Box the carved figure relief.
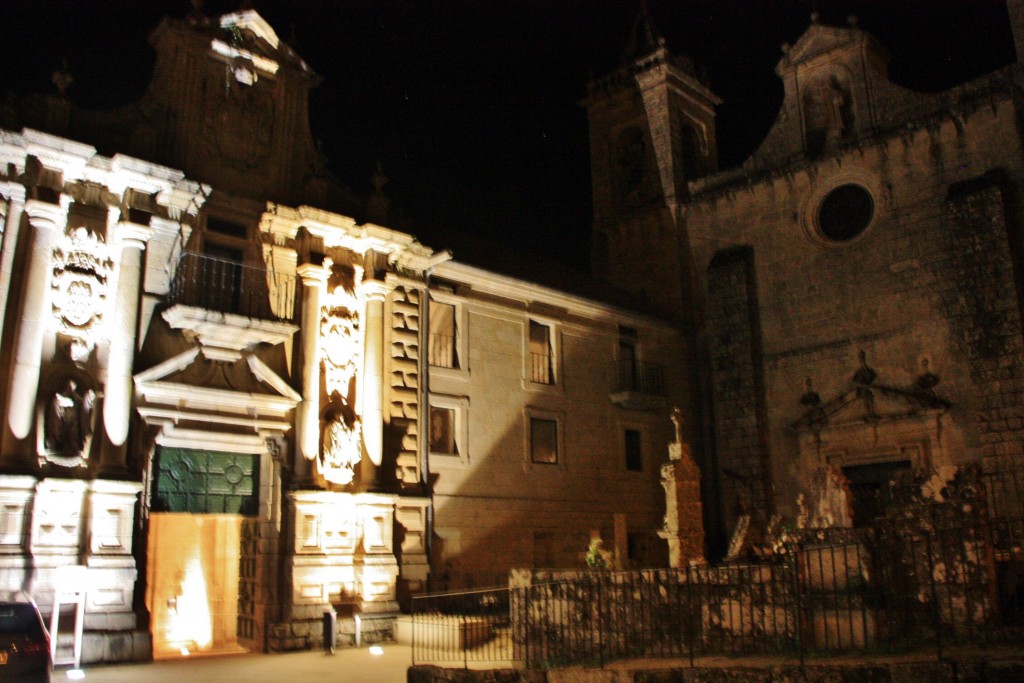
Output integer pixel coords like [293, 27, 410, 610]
[51, 226, 112, 361]
[42, 377, 95, 465]
[321, 413, 362, 486]
[318, 262, 366, 485]
[321, 308, 360, 403]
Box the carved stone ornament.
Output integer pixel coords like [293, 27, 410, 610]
[320, 274, 364, 405]
[321, 415, 362, 486]
[51, 226, 112, 360]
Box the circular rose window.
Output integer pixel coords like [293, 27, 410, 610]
[817, 184, 874, 242]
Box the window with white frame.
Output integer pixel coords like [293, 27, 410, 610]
[428, 394, 469, 467]
[528, 320, 554, 385]
[530, 416, 559, 464]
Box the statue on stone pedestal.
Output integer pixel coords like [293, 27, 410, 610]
[659, 406, 705, 567]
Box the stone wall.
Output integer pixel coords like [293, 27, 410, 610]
[943, 173, 1024, 471]
[705, 247, 770, 532]
[427, 282, 687, 584]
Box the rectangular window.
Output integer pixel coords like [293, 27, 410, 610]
[528, 320, 553, 384]
[530, 417, 558, 464]
[429, 300, 458, 368]
[618, 326, 638, 391]
[429, 406, 456, 456]
[624, 429, 643, 471]
[206, 216, 249, 240]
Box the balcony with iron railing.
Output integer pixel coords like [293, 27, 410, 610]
[610, 359, 666, 410]
[167, 251, 297, 324]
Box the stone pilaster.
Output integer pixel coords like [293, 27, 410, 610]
[359, 280, 391, 489]
[0, 184, 27, 349]
[99, 222, 152, 477]
[295, 262, 328, 487]
[2, 197, 68, 466]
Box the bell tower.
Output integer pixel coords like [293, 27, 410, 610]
[584, 4, 720, 316]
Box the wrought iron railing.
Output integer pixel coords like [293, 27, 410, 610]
[412, 517, 1024, 669]
[529, 352, 552, 384]
[411, 587, 514, 667]
[613, 359, 666, 395]
[167, 251, 297, 323]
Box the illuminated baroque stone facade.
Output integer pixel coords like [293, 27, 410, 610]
[0, 8, 687, 660]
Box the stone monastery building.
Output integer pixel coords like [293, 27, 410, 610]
[1, 0, 1023, 663]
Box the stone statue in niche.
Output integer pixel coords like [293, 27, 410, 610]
[44, 378, 95, 460]
[822, 76, 852, 139]
[802, 74, 853, 152]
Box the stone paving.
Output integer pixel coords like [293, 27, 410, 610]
[57, 644, 413, 683]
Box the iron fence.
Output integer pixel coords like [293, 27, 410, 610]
[410, 587, 514, 667]
[167, 251, 297, 323]
[612, 359, 666, 395]
[411, 518, 1024, 668]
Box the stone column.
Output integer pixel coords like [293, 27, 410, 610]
[0, 185, 27, 348]
[359, 280, 389, 490]
[2, 197, 68, 466]
[99, 222, 152, 477]
[295, 262, 328, 486]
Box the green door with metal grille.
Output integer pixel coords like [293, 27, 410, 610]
[153, 448, 259, 515]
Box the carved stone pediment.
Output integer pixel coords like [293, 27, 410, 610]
[134, 347, 300, 449]
[792, 383, 950, 433]
[792, 356, 953, 479]
[780, 23, 865, 69]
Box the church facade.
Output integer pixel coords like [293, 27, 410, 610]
[0, 8, 687, 660]
[587, 3, 1024, 552]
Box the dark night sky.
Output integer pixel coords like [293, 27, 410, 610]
[0, 1, 1016, 272]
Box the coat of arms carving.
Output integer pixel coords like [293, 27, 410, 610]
[51, 226, 112, 360]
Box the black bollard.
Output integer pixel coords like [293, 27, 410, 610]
[322, 608, 337, 655]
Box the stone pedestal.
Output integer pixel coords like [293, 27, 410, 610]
[394, 499, 430, 601]
[276, 490, 400, 651]
[659, 441, 706, 567]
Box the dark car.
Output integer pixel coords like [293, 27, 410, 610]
[0, 597, 51, 682]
